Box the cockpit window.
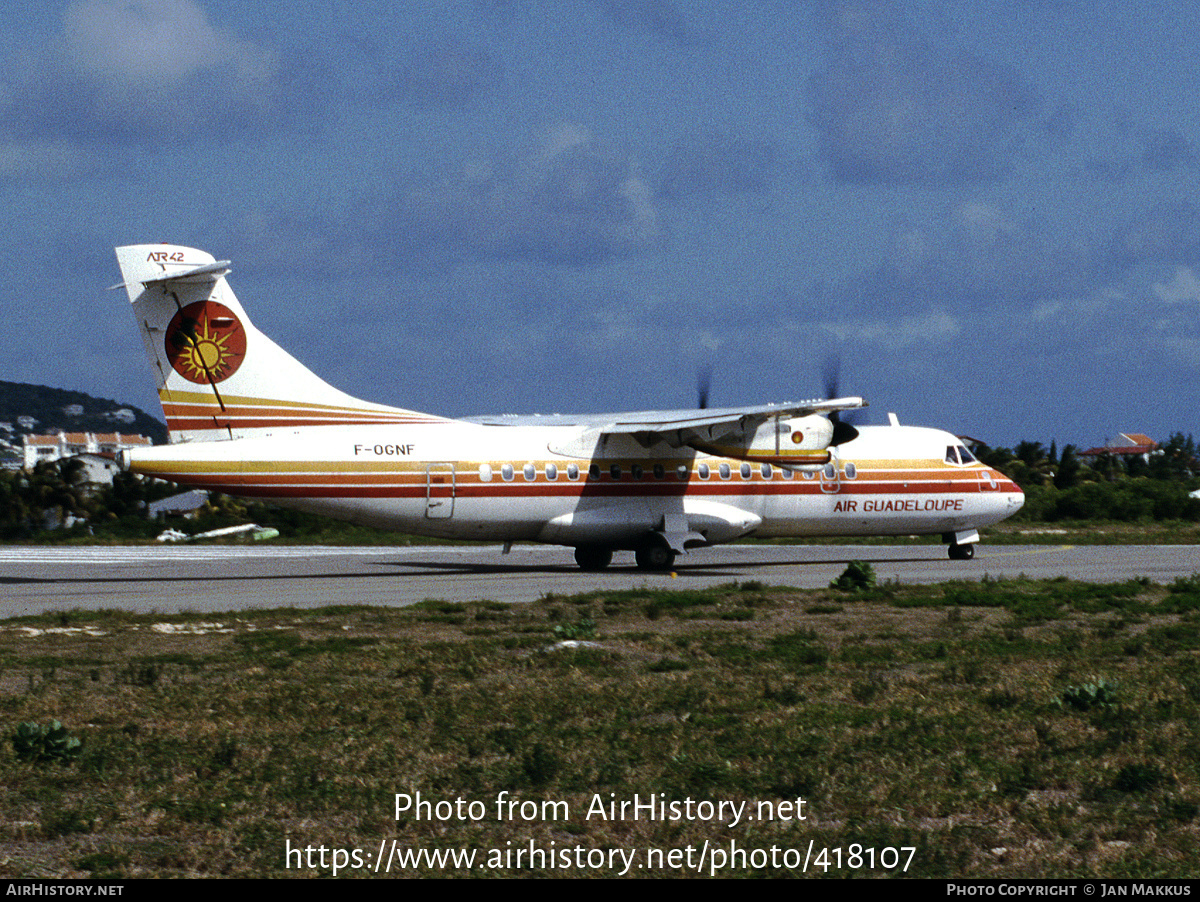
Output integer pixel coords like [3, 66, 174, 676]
[946, 445, 977, 466]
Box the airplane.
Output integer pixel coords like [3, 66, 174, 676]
[112, 243, 1024, 570]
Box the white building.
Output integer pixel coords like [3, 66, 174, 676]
[23, 431, 153, 473]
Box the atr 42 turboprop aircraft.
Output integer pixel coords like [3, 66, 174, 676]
[113, 244, 1023, 570]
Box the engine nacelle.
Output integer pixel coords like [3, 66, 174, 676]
[687, 413, 833, 466]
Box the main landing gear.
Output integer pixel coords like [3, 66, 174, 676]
[574, 546, 613, 571]
[634, 538, 677, 572]
[572, 539, 678, 572]
[948, 543, 975, 561]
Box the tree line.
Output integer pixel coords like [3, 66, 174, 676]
[974, 433, 1200, 522]
[0, 460, 382, 543]
[0, 459, 177, 540]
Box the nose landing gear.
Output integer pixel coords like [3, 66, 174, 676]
[944, 529, 979, 561]
[948, 543, 975, 560]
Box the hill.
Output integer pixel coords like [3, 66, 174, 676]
[0, 379, 166, 445]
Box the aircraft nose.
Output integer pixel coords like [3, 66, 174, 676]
[998, 470, 1024, 512]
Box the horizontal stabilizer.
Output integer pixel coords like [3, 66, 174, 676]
[141, 260, 232, 285]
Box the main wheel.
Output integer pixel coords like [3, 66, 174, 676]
[948, 543, 975, 561]
[634, 541, 677, 571]
[574, 546, 613, 571]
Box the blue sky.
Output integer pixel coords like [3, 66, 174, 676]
[3, 0, 1199, 448]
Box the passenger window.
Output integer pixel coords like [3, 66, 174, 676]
[676, 465, 688, 480]
[523, 463, 536, 482]
[610, 464, 622, 480]
[501, 464, 514, 482]
[844, 462, 857, 479]
[631, 465, 643, 480]
[653, 464, 665, 479]
[782, 468, 795, 480]
[719, 463, 731, 480]
[823, 462, 837, 480]
[545, 463, 558, 481]
[567, 464, 580, 481]
[589, 464, 600, 480]
[698, 463, 710, 479]
[740, 462, 751, 479]
[761, 463, 773, 479]
[479, 464, 493, 482]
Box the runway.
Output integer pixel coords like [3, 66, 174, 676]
[1, 543, 1198, 616]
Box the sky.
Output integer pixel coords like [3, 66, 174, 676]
[3, 0, 1199, 449]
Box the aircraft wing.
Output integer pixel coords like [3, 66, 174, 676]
[469, 396, 865, 449]
[594, 397, 864, 437]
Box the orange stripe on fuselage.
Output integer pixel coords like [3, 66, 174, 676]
[132, 456, 1013, 500]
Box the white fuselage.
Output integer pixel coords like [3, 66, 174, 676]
[128, 419, 1025, 550]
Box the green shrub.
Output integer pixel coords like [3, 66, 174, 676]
[553, 617, 597, 641]
[1113, 763, 1169, 793]
[830, 560, 877, 592]
[12, 720, 82, 764]
[1059, 679, 1118, 712]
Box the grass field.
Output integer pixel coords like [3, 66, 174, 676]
[3, 572, 1200, 878]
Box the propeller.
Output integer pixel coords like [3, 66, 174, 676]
[823, 355, 861, 446]
[696, 364, 712, 410]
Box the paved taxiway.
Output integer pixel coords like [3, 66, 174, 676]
[1, 543, 1198, 616]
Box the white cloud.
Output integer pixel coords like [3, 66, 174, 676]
[382, 123, 663, 268]
[9, 0, 280, 142]
[806, 7, 1038, 186]
[957, 202, 1014, 239]
[1152, 267, 1200, 304]
[819, 312, 961, 347]
[63, 0, 269, 88]
[0, 141, 90, 179]
[539, 123, 594, 162]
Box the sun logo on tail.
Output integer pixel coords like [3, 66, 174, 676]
[165, 301, 247, 384]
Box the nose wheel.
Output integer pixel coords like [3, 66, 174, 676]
[948, 543, 975, 561]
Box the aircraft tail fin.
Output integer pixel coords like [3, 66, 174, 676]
[115, 244, 442, 442]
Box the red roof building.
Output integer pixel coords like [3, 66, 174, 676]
[22, 431, 154, 469]
[1080, 433, 1157, 459]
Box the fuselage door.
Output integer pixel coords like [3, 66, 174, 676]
[426, 463, 456, 518]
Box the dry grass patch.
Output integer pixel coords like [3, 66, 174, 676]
[1, 578, 1199, 877]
